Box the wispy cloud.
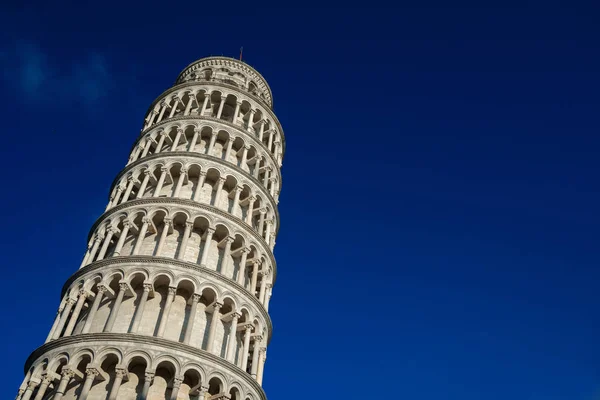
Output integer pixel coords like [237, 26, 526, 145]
[2, 41, 113, 109]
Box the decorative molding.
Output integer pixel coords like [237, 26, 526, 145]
[176, 57, 273, 106]
[139, 81, 285, 155]
[109, 151, 280, 226]
[24, 333, 267, 400]
[135, 115, 283, 175]
[62, 256, 273, 338]
[87, 198, 277, 280]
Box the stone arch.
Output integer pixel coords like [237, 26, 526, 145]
[148, 358, 179, 400]
[207, 373, 227, 396]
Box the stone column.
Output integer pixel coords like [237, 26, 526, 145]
[247, 109, 256, 132]
[32, 376, 52, 400]
[168, 97, 180, 118]
[172, 128, 183, 151]
[192, 171, 207, 202]
[78, 367, 100, 400]
[206, 302, 222, 353]
[157, 101, 168, 122]
[82, 285, 107, 334]
[52, 368, 75, 400]
[20, 380, 38, 400]
[219, 236, 234, 274]
[130, 283, 152, 333]
[136, 170, 151, 199]
[141, 139, 153, 158]
[140, 372, 154, 400]
[83, 235, 102, 266]
[251, 336, 263, 378]
[108, 186, 123, 209]
[233, 101, 241, 124]
[108, 367, 127, 400]
[96, 228, 116, 261]
[155, 130, 167, 154]
[155, 218, 172, 257]
[189, 128, 200, 151]
[79, 238, 95, 269]
[104, 282, 128, 332]
[52, 297, 75, 339]
[258, 120, 265, 140]
[253, 159, 261, 179]
[157, 287, 177, 337]
[258, 209, 266, 234]
[216, 97, 226, 119]
[258, 271, 268, 304]
[199, 227, 215, 267]
[250, 261, 260, 297]
[213, 177, 226, 207]
[197, 385, 209, 400]
[173, 168, 187, 197]
[177, 221, 193, 261]
[267, 131, 274, 151]
[132, 217, 150, 255]
[121, 176, 136, 204]
[237, 248, 249, 286]
[184, 92, 195, 115]
[183, 294, 200, 344]
[224, 137, 235, 162]
[246, 196, 256, 226]
[200, 94, 210, 116]
[63, 289, 88, 336]
[231, 186, 242, 215]
[240, 325, 252, 371]
[240, 145, 249, 169]
[112, 221, 131, 256]
[169, 376, 183, 400]
[265, 220, 273, 243]
[153, 166, 168, 196]
[265, 284, 272, 311]
[146, 110, 157, 127]
[256, 347, 267, 385]
[226, 313, 240, 362]
[262, 167, 270, 186]
[45, 307, 63, 343]
[207, 132, 217, 156]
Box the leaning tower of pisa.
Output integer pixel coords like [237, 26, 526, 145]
[16, 56, 284, 400]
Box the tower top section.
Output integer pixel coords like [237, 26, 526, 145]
[176, 56, 274, 108]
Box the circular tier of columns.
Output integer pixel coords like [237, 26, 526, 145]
[19, 336, 266, 400]
[127, 130, 280, 198]
[141, 89, 282, 165]
[42, 286, 268, 377]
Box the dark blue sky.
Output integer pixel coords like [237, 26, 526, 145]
[1, 1, 599, 399]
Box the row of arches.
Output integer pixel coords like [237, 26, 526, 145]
[20, 342, 263, 400]
[129, 123, 281, 197]
[178, 63, 271, 106]
[141, 89, 282, 165]
[47, 269, 268, 378]
[81, 207, 275, 302]
[128, 123, 280, 198]
[108, 159, 278, 240]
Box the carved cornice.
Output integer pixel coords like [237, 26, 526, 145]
[136, 115, 284, 173]
[140, 82, 285, 156]
[87, 198, 277, 282]
[62, 256, 273, 338]
[175, 56, 273, 106]
[24, 333, 267, 400]
[109, 152, 280, 229]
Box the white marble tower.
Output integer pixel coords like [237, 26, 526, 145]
[16, 56, 284, 400]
